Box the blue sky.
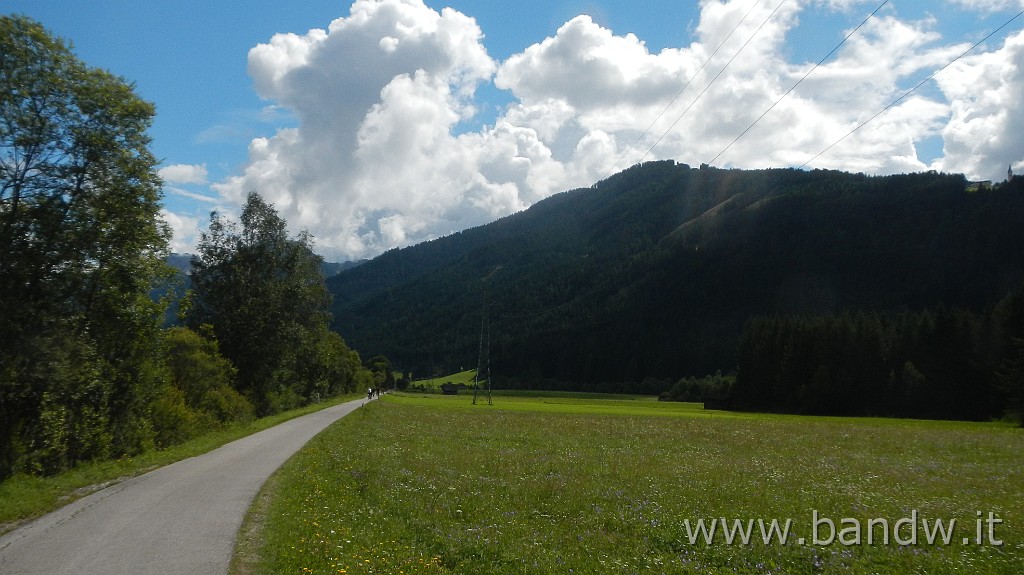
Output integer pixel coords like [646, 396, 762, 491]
[5, 1, 1024, 259]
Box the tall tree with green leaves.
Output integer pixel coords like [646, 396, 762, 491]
[188, 192, 361, 414]
[0, 16, 171, 477]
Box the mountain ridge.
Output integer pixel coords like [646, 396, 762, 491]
[327, 161, 1024, 391]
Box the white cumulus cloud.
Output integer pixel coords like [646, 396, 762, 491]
[946, 0, 1024, 12]
[213, 0, 498, 258]
[208, 0, 1024, 260]
[160, 209, 201, 254]
[159, 163, 209, 185]
[931, 28, 1024, 180]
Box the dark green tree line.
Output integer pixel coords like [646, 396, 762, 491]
[1, 16, 172, 476]
[732, 288, 1024, 422]
[188, 192, 368, 415]
[1, 18, 370, 480]
[329, 163, 1024, 397]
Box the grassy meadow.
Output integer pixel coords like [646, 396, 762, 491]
[407, 370, 478, 391]
[238, 393, 1024, 574]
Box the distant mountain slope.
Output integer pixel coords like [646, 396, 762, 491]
[321, 259, 367, 277]
[165, 253, 362, 279]
[327, 161, 1024, 390]
[157, 254, 361, 327]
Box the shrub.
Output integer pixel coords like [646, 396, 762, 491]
[163, 327, 253, 424]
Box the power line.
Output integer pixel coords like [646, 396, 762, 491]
[799, 8, 1024, 170]
[707, 0, 889, 166]
[636, 0, 791, 166]
[603, 0, 764, 179]
[472, 278, 492, 406]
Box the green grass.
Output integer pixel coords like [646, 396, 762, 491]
[408, 370, 478, 391]
[0, 393, 363, 534]
[487, 389, 658, 401]
[410, 371, 657, 402]
[242, 393, 1024, 574]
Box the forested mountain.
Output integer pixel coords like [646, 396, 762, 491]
[163, 253, 361, 279]
[328, 161, 1024, 402]
[322, 259, 368, 277]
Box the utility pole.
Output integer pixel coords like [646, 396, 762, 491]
[473, 269, 498, 405]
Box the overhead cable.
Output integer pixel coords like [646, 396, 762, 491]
[799, 9, 1024, 170]
[604, 0, 763, 179]
[636, 0, 791, 166]
[707, 0, 889, 166]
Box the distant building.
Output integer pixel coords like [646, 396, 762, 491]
[967, 180, 992, 192]
[440, 382, 459, 395]
[1010, 164, 1015, 181]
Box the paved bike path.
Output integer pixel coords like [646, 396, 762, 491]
[0, 397, 369, 575]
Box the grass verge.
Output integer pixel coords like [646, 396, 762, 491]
[0, 393, 362, 535]
[240, 392, 1024, 574]
[408, 370, 478, 391]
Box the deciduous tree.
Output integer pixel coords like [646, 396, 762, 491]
[0, 16, 170, 477]
[188, 192, 362, 413]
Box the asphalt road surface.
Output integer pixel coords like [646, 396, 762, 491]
[0, 396, 370, 575]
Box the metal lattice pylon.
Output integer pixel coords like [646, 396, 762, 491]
[472, 285, 492, 406]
